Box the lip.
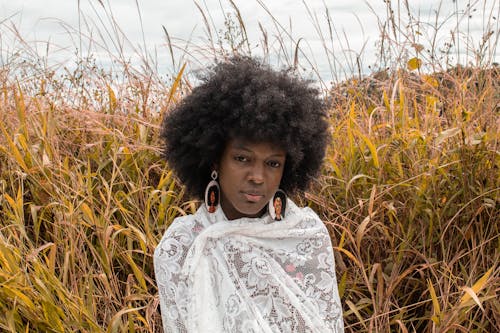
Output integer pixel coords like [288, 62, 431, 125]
[242, 192, 264, 203]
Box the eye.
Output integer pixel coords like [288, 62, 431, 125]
[234, 155, 249, 163]
[267, 160, 282, 168]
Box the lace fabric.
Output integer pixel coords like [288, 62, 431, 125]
[154, 200, 344, 332]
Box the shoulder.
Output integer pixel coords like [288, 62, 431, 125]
[288, 200, 326, 229]
[154, 214, 199, 263]
[154, 213, 205, 288]
[162, 214, 197, 237]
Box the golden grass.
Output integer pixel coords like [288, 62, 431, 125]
[309, 65, 499, 332]
[1, 62, 498, 333]
[0, 78, 190, 331]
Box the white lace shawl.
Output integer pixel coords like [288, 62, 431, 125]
[154, 199, 344, 332]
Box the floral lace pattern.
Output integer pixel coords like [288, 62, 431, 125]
[154, 200, 344, 332]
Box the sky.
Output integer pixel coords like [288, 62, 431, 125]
[1, 0, 498, 84]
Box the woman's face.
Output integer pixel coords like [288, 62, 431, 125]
[218, 138, 286, 220]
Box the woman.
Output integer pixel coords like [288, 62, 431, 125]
[154, 57, 344, 332]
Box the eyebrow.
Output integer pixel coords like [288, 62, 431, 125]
[229, 143, 286, 158]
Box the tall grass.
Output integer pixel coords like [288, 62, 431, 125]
[311, 63, 499, 331]
[1, 0, 499, 332]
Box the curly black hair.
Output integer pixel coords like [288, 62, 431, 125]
[161, 56, 329, 198]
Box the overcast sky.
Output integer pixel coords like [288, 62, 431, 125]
[1, 0, 498, 83]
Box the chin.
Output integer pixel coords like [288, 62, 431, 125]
[238, 203, 267, 217]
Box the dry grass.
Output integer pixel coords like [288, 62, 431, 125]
[1, 1, 499, 332]
[310, 64, 499, 332]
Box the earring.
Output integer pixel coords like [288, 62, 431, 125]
[268, 189, 287, 221]
[204, 170, 220, 213]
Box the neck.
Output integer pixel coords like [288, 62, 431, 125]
[220, 202, 267, 221]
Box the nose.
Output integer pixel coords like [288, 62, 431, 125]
[248, 162, 264, 184]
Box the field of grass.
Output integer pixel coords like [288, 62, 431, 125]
[0, 1, 499, 332]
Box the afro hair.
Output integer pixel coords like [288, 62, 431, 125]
[161, 56, 330, 199]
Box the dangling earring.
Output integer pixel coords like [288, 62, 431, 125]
[269, 189, 287, 221]
[204, 170, 220, 213]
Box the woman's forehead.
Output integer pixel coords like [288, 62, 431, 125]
[225, 137, 286, 155]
